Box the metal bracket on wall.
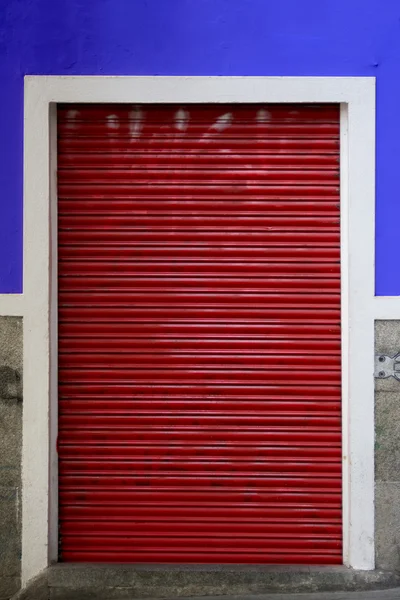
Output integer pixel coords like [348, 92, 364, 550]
[375, 353, 400, 380]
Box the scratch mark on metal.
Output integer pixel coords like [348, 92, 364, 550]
[129, 107, 143, 138]
[106, 114, 119, 129]
[175, 109, 189, 131]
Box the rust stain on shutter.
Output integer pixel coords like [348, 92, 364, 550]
[57, 103, 342, 563]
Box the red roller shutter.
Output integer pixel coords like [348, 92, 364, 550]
[57, 103, 342, 564]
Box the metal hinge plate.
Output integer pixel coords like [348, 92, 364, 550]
[374, 353, 400, 380]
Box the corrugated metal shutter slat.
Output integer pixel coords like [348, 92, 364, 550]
[57, 103, 341, 564]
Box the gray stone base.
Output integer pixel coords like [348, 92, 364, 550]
[0, 317, 23, 599]
[46, 564, 400, 599]
[375, 320, 400, 570]
[10, 571, 47, 600]
[0, 576, 20, 599]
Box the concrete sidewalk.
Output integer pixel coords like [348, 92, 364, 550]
[147, 592, 400, 600]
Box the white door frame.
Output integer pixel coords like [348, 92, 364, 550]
[10, 76, 378, 584]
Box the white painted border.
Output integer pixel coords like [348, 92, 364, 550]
[345, 82, 376, 571]
[48, 103, 59, 565]
[339, 104, 350, 567]
[0, 295, 24, 316]
[2, 76, 378, 584]
[374, 297, 400, 320]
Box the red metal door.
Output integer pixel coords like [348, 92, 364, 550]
[57, 103, 342, 563]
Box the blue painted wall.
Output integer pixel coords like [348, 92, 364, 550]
[0, 0, 399, 294]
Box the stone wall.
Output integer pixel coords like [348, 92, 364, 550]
[375, 320, 400, 570]
[0, 317, 22, 599]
